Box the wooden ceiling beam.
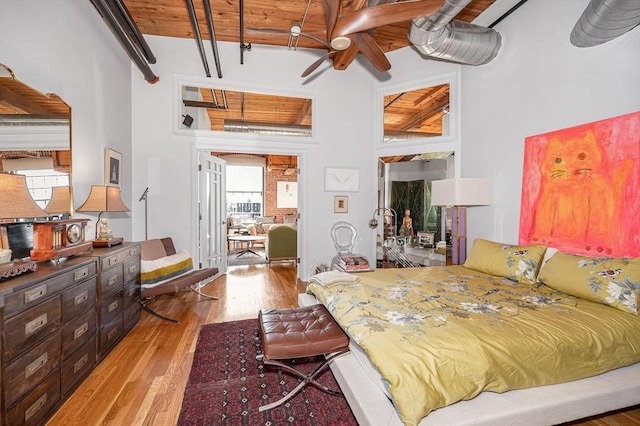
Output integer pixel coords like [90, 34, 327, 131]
[413, 85, 448, 106]
[295, 99, 312, 125]
[396, 96, 449, 131]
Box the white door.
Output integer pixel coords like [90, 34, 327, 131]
[198, 152, 226, 274]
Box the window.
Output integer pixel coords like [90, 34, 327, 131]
[226, 165, 264, 223]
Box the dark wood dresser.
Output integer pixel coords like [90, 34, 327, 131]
[90, 243, 141, 360]
[0, 242, 141, 425]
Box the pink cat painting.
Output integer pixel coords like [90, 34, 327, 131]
[519, 111, 640, 257]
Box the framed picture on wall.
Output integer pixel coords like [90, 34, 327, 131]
[417, 231, 435, 247]
[105, 148, 122, 187]
[334, 196, 348, 213]
[325, 168, 359, 192]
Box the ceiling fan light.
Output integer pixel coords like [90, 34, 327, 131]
[330, 36, 352, 50]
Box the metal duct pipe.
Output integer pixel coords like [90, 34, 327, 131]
[410, 20, 502, 65]
[224, 120, 311, 137]
[408, 0, 502, 65]
[203, 0, 223, 78]
[570, 0, 640, 47]
[416, 0, 472, 32]
[185, 0, 213, 77]
[91, 0, 158, 83]
[110, 0, 156, 63]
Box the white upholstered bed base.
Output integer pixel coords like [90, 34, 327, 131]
[298, 293, 640, 425]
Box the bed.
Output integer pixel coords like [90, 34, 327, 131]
[300, 240, 640, 426]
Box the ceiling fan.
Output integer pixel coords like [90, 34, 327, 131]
[250, 0, 443, 77]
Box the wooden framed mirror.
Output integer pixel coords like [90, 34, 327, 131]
[0, 64, 72, 212]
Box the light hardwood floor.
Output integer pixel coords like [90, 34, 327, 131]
[48, 264, 639, 425]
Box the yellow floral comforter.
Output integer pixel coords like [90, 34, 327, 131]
[306, 266, 640, 426]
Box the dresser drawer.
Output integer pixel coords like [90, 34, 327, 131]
[61, 277, 97, 322]
[99, 289, 123, 325]
[4, 331, 61, 409]
[3, 297, 61, 361]
[123, 280, 140, 309]
[99, 265, 123, 298]
[62, 309, 96, 359]
[3, 262, 96, 318]
[123, 255, 140, 284]
[5, 372, 60, 426]
[124, 302, 140, 333]
[61, 335, 97, 396]
[99, 315, 123, 355]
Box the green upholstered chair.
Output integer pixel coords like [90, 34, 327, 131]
[265, 225, 297, 264]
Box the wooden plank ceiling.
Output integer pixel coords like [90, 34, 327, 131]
[122, 1, 494, 143]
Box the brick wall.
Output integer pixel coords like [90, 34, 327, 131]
[265, 168, 297, 223]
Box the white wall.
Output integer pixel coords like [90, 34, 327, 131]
[461, 0, 640, 247]
[1, 0, 133, 240]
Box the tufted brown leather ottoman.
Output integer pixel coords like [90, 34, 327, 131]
[257, 304, 350, 412]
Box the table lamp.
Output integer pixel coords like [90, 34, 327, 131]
[0, 172, 49, 222]
[431, 178, 491, 264]
[44, 186, 72, 219]
[0, 173, 48, 267]
[76, 185, 130, 247]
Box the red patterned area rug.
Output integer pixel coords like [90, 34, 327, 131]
[177, 319, 358, 425]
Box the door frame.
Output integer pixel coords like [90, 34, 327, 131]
[190, 143, 307, 280]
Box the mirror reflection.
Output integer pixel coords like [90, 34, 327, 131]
[374, 151, 454, 267]
[181, 86, 312, 137]
[0, 64, 71, 210]
[383, 83, 449, 143]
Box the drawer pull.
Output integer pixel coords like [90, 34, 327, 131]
[107, 275, 119, 287]
[128, 265, 137, 274]
[25, 353, 48, 378]
[74, 291, 89, 306]
[108, 327, 119, 341]
[74, 267, 89, 281]
[24, 285, 47, 304]
[108, 300, 119, 313]
[108, 256, 118, 266]
[74, 322, 89, 340]
[25, 313, 48, 336]
[74, 353, 89, 373]
[25, 393, 47, 422]
[129, 247, 138, 256]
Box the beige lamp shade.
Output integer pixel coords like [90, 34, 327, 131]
[431, 178, 492, 207]
[0, 172, 49, 220]
[44, 186, 72, 215]
[76, 185, 130, 213]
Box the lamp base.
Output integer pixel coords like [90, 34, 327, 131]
[92, 237, 124, 248]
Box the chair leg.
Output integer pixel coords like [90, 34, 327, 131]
[140, 298, 179, 323]
[190, 277, 218, 300]
[190, 285, 218, 300]
[257, 349, 349, 412]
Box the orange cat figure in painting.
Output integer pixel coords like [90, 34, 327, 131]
[530, 131, 632, 255]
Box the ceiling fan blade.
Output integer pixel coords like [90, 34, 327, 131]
[349, 32, 391, 72]
[301, 52, 337, 78]
[247, 27, 330, 48]
[323, 0, 340, 39]
[332, 0, 442, 37]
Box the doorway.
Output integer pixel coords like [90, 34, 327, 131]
[213, 152, 298, 267]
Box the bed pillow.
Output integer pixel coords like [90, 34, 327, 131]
[463, 239, 547, 285]
[141, 249, 194, 288]
[538, 252, 640, 315]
